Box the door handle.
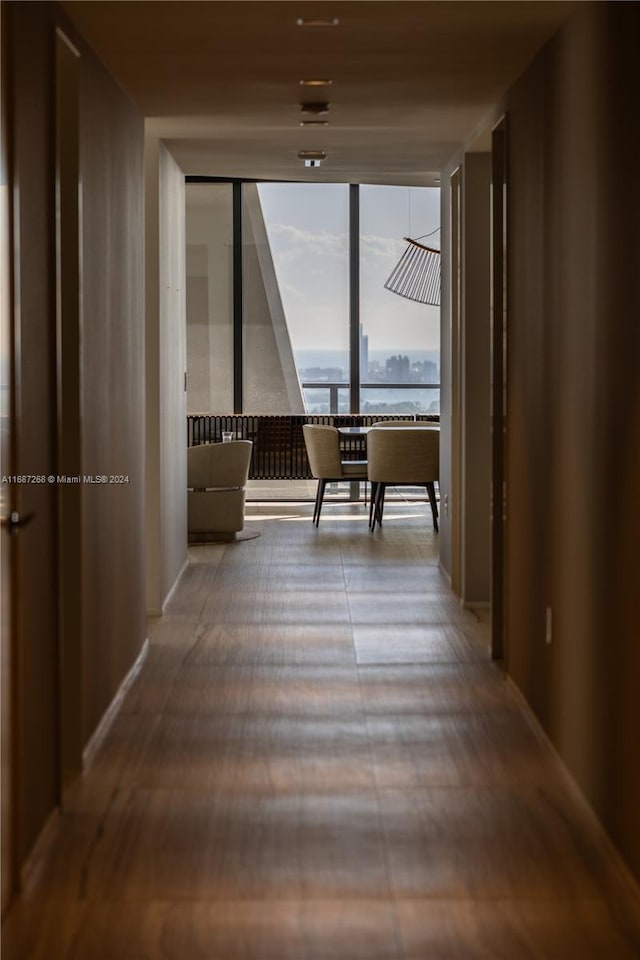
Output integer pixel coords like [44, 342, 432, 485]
[1, 511, 35, 534]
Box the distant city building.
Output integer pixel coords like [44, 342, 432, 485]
[360, 324, 369, 380]
[385, 354, 411, 382]
[411, 359, 439, 383]
[368, 360, 384, 381]
[423, 359, 439, 381]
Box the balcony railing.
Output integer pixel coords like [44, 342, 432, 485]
[301, 381, 440, 416]
[187, 412, 440, 481]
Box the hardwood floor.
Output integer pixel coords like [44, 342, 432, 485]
[3, 502, 640, 958]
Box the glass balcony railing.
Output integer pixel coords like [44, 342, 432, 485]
[300, 382, 440, 416]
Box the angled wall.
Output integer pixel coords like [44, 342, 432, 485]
[243, 184, 305, 414]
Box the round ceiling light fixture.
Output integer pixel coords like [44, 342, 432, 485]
[296, 17, 339, 27]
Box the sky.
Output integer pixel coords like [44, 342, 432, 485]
[257, 183, 441, 356]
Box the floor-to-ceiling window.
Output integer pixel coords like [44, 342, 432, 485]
[185, 183, 234, 413]
[185, 180, 440, 415]
[245, 182, 350, 414]
[359, 185, 440, 415]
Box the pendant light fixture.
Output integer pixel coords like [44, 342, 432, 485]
[384, 230, 441, 306]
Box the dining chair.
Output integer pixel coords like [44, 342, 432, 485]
[367, 427, 439, 531]
[302, 424, 368, 526]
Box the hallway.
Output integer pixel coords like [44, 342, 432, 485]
[4, 502, 640, 959]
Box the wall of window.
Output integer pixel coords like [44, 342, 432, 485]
[359, 185, 440, 416]
[256, 182, 350, 414]
[185, 180, 440, 415]
[185, 183, 234, 413]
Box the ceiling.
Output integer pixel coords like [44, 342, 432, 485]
[60, 0, 580, 185]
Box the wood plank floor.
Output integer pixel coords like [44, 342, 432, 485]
[4, 502, 640, 959]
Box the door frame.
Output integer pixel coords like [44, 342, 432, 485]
[490, 115, 509, 661]
[449, 166, 462, 595]
[1, 5, 19, 910]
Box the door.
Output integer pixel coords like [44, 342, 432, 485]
[449, 167, 462, 595]
[1, 25, 18, 911]
[55, 28, 83, 778]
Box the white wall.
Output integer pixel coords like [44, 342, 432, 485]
[460, 153, 491, 604]
[438, 153, 492, 606]
[145, 137, 187, 613]
[438, 174, 454, 581]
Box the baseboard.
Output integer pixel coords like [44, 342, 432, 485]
[506, 676, 640, 929]
[438, 561, 453, 587]
[145, 555, 189, 619]
[19, 806, 61, 893]
[82, 637, 150, 769]
[15, 637, 150, 901]
[463, 599, 490, 610]
[161, 556, 189, 614]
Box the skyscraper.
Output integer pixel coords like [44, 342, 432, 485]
[385, 354, 410, 382]
[359, 323, 369, 380]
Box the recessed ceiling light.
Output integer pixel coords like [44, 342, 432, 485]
[300, 120, 329, 127]
[297, 150, 327, 167]
[296, 17, 339, 27]
[299, 79, 333, 87]
[300, 101, 331, 115]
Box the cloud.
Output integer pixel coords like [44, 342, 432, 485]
[259, 219, 438, 352]
[266, 222, 348, 260]
[360, 232, 406, 259]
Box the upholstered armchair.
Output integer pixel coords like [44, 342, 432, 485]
[187, 440, 253, 537]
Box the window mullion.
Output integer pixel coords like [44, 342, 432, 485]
[349, 184, 360, 414]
